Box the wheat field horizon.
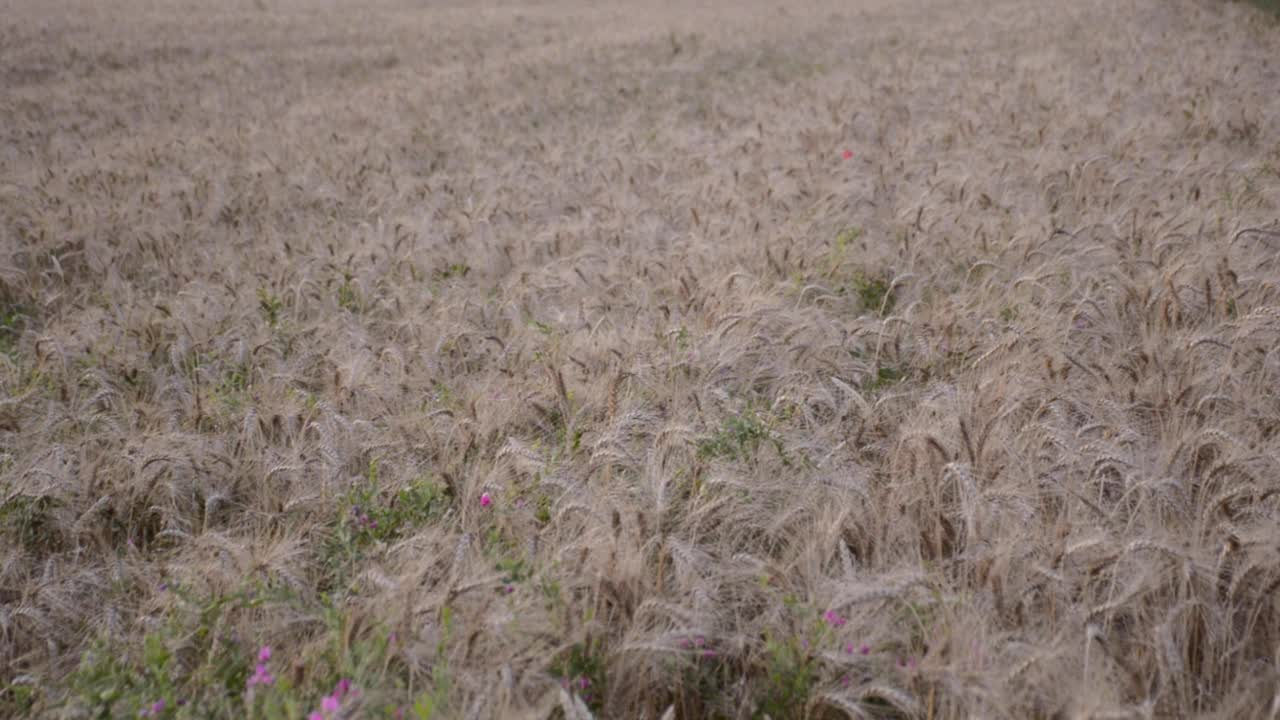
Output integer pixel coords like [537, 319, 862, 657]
[2, 0, 1279, 717]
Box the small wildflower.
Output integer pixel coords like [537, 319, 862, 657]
[308, 714, 324, 720]
[335, 678, 351, 699]
[702, 649, 717, 659]
[694, 636, 705, 648]
[860, 644, 871, 655]
[823, 609, 847, 627]
[578, 676, 590, 690]
[842, 149, 853, 160]
[246, 662, 274, 688]
[258, 646, 272, 663]
[321, 694, 341, 713]
[480, 492, 492, 508]
[158, 582, 168, 591]
[841, 675, 851, 687]
[679, 638, 691, 649]
[844, 642, 854, 654]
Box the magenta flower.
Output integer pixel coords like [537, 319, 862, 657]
[480, 492, 492, 508]
[308, 714, 324, 720]
[842, 150, 854, 160]
[321, 695, 341, 713]
[860, 644, 871, 655]
[258, 646, 272, 663]
[823, 609, 847, 627]
[578, 676, 590, 690]
[138, 699, 166, 717]
[246, 662, 274, 688]
[334, 678, 351, 699]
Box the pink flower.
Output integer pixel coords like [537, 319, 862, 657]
[334, 678, 351, 699]
[860, 644, 871, 655]
[823, 609, 847, 627]
[246, 662, 275, 688]
[578, 676, 590, 689]
[842, 150, 853, 160]
[321, 695, 341, 713]
[309, 714, 324, 720]
[480, 492, 492, 508]
[258, 646, 272, 663]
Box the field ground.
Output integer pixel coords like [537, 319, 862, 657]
[2, 0, 1280, 717]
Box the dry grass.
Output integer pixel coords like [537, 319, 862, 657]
[2, 0, 1279, 717]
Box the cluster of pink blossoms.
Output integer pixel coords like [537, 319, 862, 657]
[246, 646, 275, 688]
[308, 677, 356, 720]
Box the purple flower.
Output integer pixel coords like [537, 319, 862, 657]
[246, 662, 275, 688]
[702, 649, 717, 659]
[578, 676, 590, 690]
[321, 694, 341, 713]
[860, 644, 871, 655]
[480, 492, 493, 508]
[308, 714, 324, 720]
[334, 678, 351, 699]
[823, 609, 847, 627]
[258, 646, 272, 663]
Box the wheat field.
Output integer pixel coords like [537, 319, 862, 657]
[2, 0, 1279, 717]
